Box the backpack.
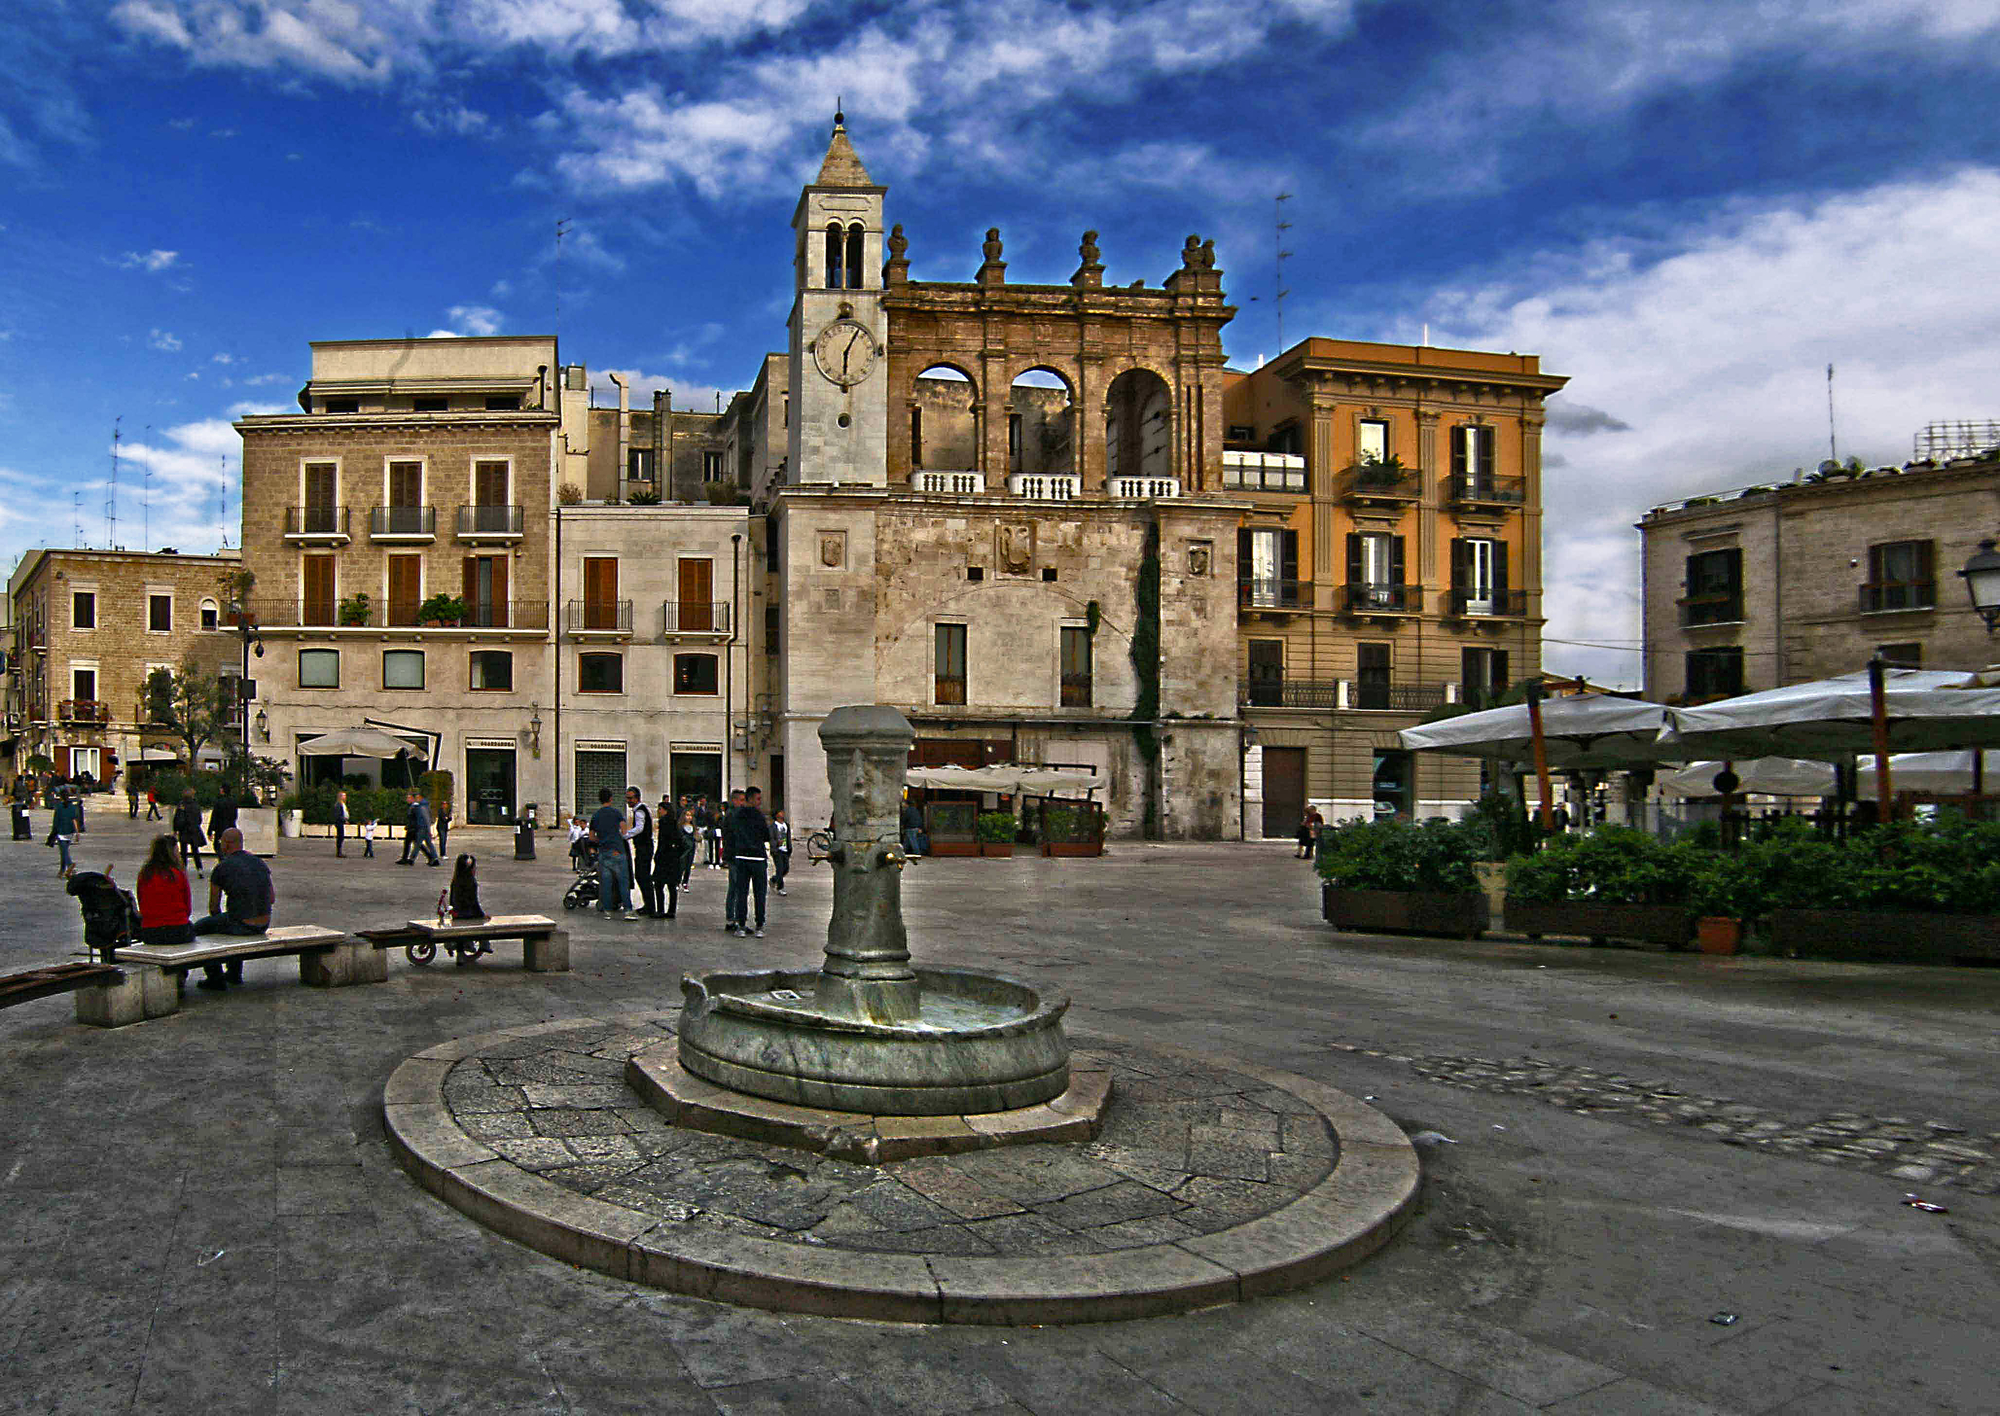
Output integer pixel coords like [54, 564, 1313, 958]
[67, 871, 142, 962]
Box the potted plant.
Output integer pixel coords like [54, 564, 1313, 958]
[1319, 817, 1491, 939]
[1759, 818, 2000, 963]
[1040, 802, 1104, 857]
[976, 811, 1016, 858]
[1349, 452, 1408, 488]
[924, 801, 980, 856]
[414, 592, 466, 628]
[1503, 828, 1697, 948]
[1687, 852, 1753, 955]
[557, 482, 583, 505]
[627, 488, 662, 506]
[337, 591, 372, 627]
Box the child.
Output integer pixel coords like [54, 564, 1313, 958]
[362, 815, 378, 858]
[771, 809, 792, 895]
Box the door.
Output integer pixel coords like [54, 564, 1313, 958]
[1247, 640, 1284, 707]
[303, 555, 337, 626]
[388, 555, 422, 626]
[678, 558, 714, 632]
[1356, 643, 1392, 710]
[1464, 538, 1495, 615]
[463, 555, 508, 627]
[465, 748, 516, 825]
[583, 557, 619, 630]
[473, 461, 511, 534]
[387, 460, 423, 535]
[670, 752, 722, 805]
[303, 462, 336, 534]
[1373, 749, 1413, 820]
[574, 748, 627, 817]
[1261, 746, 1306, 840]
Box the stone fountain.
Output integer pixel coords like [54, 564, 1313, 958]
[676, 705, 1072, 1116]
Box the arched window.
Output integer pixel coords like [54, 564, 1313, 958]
[845, 223, 866, 290]
[824, 222, 845, 290]
[1105, 369, 1173, 482]
[1009, 369, 1074, 477]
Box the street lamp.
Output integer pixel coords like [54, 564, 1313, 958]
[1958, 537, 2000, 634]
[254, 705, 269, 742]
[527, 702, 542, 758]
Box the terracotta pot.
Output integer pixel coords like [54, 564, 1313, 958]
[1696, 916, 1742, 955]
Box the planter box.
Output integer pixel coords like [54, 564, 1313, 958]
[929, 839, 980, 857]
[1768, 909, 2000, 963]
[1323, 884, 1488, 940]
[1696, 916, 1741, 955]
[979, 842, 1014, 858]
[1042, 840, 1103, 857]
[1503, 899, 1692, 948]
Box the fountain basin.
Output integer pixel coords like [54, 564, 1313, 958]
[678, 968, 1071, 1115]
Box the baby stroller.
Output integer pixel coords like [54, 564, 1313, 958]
[562, 854, 600, 911]
[67, 870, 141, 963]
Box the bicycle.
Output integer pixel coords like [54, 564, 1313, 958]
[806, 827, 837, 865]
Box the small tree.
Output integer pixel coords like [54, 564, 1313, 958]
[146, 659, 233, 771]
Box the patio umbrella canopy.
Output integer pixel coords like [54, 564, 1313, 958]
[1656, 669, 2000, 761]
[1397, 693, 1674, 770]
[1856, 750, 2000, 794]
[1662, 758, 1838, 797]
[904, 765, 1099, 796]
[297, 727, 431, 761]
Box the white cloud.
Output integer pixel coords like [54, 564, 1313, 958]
[1426, 166, 2000, 687]
[211, 352, 236, 364]
[589, 368, 730, 411]
[242, 372, 290, 385]
[110, 0, 405, 83]
[118, 249, 180, 272]
[411, 104, 490, 136]
[427, 304, 504, 338]
[148, 329, 183, 352]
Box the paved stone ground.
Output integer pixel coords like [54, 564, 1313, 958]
[449, 1026, 1333, 1256]
[3, 810, 1999, 1414]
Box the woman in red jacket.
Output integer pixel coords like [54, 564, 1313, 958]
[135, 834, 195, 947]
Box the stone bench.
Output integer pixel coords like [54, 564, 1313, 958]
[0, 963, 126, 1012]
[78, 925, 382, 1028]
[386, 914, 568, 973]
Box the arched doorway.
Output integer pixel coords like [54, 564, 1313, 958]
[1008, 368, 1075, 483]
[910, 365, 980, 492]
[1105, 368, 1173, 491]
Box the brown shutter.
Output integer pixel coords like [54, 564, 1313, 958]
[303, 555, 336, 625]
[462, 557, 477, 608]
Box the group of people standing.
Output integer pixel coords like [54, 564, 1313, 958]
[574, 787, 791, 937]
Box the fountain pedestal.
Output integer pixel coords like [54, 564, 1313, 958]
[677, 705, 1071, 1116]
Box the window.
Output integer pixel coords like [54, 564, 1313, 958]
[673, 653, 718, 695]
[703, 450, 725, 481]
[579, 652, 624, 694]
[1877, 642, 1922, 668]
[1247, 640, 1284, 707]
[1357, 418, 1389, 464]
[1462, 648, 1509, 709]
[299, 649, 340, 689]
[582, 556, 620, 630]
[1682, 547, 1743, 624]
[383, 649, 425, 690]
[1451, 423, 1497, 492]
[846, 223, 865, 291]
[412, 397, 448, 413]
[1356, 643, 1392, 710]
[200, 598, 219, 631]
[469, 650, 512, 691]
[911, 407, 923, 464]
[462, 555, 508, 627]
[1451, 537, 1509, 615]
[303, 555, 338, 627]
[1685, 647, 1744, 700]
[484, 394, 522, 411]
[1346, 532, 1409, 609]
[1008, 412, 1023, 471]
[934, 623, 967, 705]
[677, 558, 715, 632]
[627, 448, 654, 481]
[72, 591, 95, 629]
[825, 221, 845, 288]
[1060, 626, 1092, 708]
[1862, 540, 1936, 612]
[71, 666, 97, 702]
[323, 398, 359, 414]
[1373, 748, 1413, 820]
[148, 593, 172, 633]
[474, 459, 509, 507]
[388, 555, 422, 625]
[1238, 527, 1301, 607]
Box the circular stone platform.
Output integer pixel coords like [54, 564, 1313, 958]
[383, 1012, 1420, 1324]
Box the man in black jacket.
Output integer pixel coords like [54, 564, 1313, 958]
[724, 786, 772, 938]
[208, 787, 238, 845]
[399, 790, 439, 866]
[624, 787, 655, 920]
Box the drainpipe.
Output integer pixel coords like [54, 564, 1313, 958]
[651, 389, 666, 498]
[608, 372, 630, 502]
[726, 532, 742, 798]
[553, 502, 562, 819]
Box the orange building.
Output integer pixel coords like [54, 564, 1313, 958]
[1221, 338, 1567, 835]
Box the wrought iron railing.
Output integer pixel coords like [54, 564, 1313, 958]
[565, 599, 633, 634]
[660, 600, 731, 635]
[284, 506, 349, 537]
[369, 505, 436, 537]
[457, 504, 525, 537]
[1341, 582, 1422, 613]
[1448, 588, 1529, 617]
[1679, 595, 1744, 627]
[1443, 474, 1526, 506]
[1238, 577, 1309, 609]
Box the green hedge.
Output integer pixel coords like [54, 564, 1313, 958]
[281, 783, 411, 827]
[1316, 817, 1496, 894]
[976, 811, 1017, 844]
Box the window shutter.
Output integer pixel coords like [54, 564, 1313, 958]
[492, 554, 508, 608]
[1476, 426, 1495, 482]
[1723, 547, 1743, 596]
[1450, 427, 1466, 481]
[1493, 649, 1509, 688]
[1280, 530, 1298, 588]
[1493, 541, 1509, 598]
[1346, 532, 1363, 585]
[1449, 538, 1468, 591]
[1237, 527, 1252, 580]
[1917, 540, 1935, 582]
[462, 558, 477, 607]
[1390, 536, 1406, 586]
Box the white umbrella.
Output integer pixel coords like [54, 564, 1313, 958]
[1857, 750, 2000, 794]
[1398, 693, 1674, 770]
[297, 727, 431, 761]
[1662, 758, 1837, 798]
[905, 764, 1098, 796]
[1656, 669, 2000, 760]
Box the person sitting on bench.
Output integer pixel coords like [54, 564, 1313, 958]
[448, 853, 488, 921]
[190, 827, 274, 991]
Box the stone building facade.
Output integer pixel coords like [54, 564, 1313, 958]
[1639, 448, 2000, 701]
[7, 547, 243, 785]
[1220, 340, 1567, 834]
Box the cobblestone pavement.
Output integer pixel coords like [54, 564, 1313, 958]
[449, 1024, 1333, 1256]
[1341, 1044, 2000, 1196]
[3, 814, 2000, 1415]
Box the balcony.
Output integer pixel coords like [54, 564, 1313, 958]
[1335, 461, 1421, 506]
[457, 504, 525, 541]
[58, 699, 110, 725]
[1679, 595, 1744, 627]
[1240, 680, 1451, 712]
[1351, 680, 1448, 713]
[1443, 474, 1527, 509]
[278, 599, 547, 631]
[1859, 580, 1936, 614]
[369, 505, 436, 541]
[1341, 582, 1423, 615]
[1221, 450, 1307, 493]
[565, 599, 633, 637]
[283, 506, 350, 543]
[915, 470, 985, 495]
[1109, 476, 1181, 499]
[659, 600, 731, 638]
[1446, 588, 1530, 618]
[1008, 474, 1079, 500]
[1238, 577, 1309, 611]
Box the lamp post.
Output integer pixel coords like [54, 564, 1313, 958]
[229, 599, 263, 794]
[1958, 537, 2000, 634]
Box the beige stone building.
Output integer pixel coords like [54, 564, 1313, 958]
[1220, 340, 1567, 835]
[7, 547, 243, 786]
[1639, 442, 2000, 701]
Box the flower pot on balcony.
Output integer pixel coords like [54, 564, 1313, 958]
[1695, 916, 1741, 955]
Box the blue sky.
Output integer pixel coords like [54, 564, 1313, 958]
[4, 0, 2000, 684]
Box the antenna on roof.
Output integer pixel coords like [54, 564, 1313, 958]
[217, 455, 229, 548]
[107, 417, 120, 549]
[1274, 192, 1293, 353]
[554, 217, 573, 345]
[73, 491, 82, 549]
[143, 426, 153, 551]
[1826, 362, 1838, 464]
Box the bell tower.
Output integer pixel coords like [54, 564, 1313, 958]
[787, 109, 889, 488]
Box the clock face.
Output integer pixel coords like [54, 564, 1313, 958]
[813, 319, 879, 389]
